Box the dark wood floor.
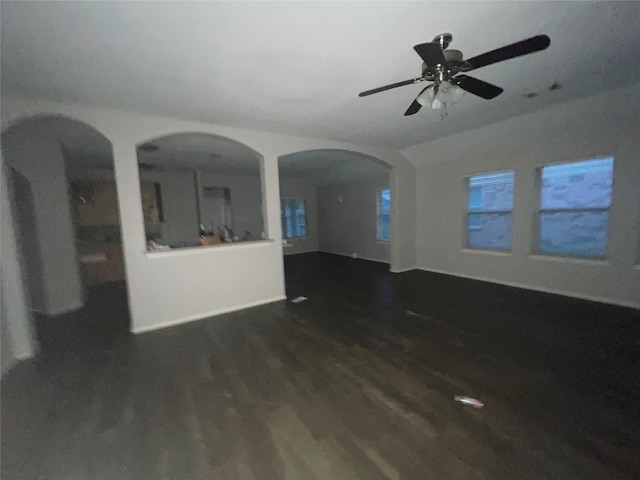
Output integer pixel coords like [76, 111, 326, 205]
[2, 252, 638, 479]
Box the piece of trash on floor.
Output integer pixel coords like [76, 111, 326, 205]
[290, 296, 308, 304]
[405, 310, 430, 319]
[453, 396, 484, 408]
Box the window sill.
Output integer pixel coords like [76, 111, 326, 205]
[528, 254, 610, 266]
[145, 239, 276, 259]
[376, 240, 391, 244]
[462, 248, 511, 256]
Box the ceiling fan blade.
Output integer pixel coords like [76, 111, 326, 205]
[454, 75, 503, 99]
[404, 100, 422, 116]
[404, 85, 432, 116]
[359, 77, 425, 97]
[464, 34, 550, 71]
[413, 42, 447, 67]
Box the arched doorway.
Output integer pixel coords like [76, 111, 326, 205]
[278, 149, 393, 295]
[1, 115, 130, 355]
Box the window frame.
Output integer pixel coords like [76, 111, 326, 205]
[464, 170, 515, 252]
[280, 197, 308, 239]
[533, 156, 614, 260]
[376, 188, 391, 243]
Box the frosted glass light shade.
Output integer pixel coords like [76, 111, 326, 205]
[437, 81, 465, 103]
[416, 86, 435, 107]
[416, 82, 465, 110]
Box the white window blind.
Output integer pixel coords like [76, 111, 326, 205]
[281, 198, 307, 239]
[466, 171, 514, 250]
[537, 157, 613, 258]
[377, 189, 391, 242]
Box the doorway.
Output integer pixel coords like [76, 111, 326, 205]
[1, 115, 131, 357]
[277, 149, 393, 294]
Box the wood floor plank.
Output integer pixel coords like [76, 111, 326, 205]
[2, 253, 638, 479]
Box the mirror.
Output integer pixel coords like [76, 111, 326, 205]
[136, 133, 265, 252]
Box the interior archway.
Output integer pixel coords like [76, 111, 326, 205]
[278, 149, 393, 296]
[134, 132, 268, 251]
[1, 114, 130, 354]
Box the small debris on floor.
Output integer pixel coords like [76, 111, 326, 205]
[405, 310, 430, 319]
[290, 296, 309, 304]
[453, 396, 484, 408]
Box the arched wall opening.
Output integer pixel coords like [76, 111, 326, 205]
[278, 149, 394, 276]
[0, 97, 417, 335]
[133, 132, 270, 252]
[1, 114, 129, 358]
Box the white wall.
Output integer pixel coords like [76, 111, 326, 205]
[1, 98, 416, 333]
[279, 177, 319, 255]
[317, 174, 390, 263]
[402, 83, 640, 308]
[0, 159, 36, 374]
[2, 126, 83, 314]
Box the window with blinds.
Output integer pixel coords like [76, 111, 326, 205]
[376, 189, 391, 242]
[280, 198, 307, 238]
[466, 171, 514, 251]
[537, 157, 613, 258]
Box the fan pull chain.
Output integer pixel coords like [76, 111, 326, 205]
[440, 102, 448, 120]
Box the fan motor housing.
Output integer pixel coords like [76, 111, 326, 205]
[444, 49, 463, 64]
[421, 49, 464, 78]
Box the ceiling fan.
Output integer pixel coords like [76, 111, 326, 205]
[359, 33, 550, 117]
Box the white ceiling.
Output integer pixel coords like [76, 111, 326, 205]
[280, 150, 390, 186]
[2, 2, 639, 149]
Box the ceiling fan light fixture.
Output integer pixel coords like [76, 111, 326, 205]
[416, 86, 435, 107]
[437, 81, 465, 104]
[416, 82, 465, 111]
[359, 33, 550, 117]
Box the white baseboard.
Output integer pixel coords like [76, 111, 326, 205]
[283, 248, 320, 256]
[390, 266, 417, 273]
[32, 300, 85, 316]
[416, 266, 640, 309]
[319, 250, 390, 265]
[132, 295, 287, 334]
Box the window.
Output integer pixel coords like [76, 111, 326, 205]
[466, 171, 514, 250]
[376, 189, 391, 242]
[281, 198, 307, 238]
[537, 157, 613, 258]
